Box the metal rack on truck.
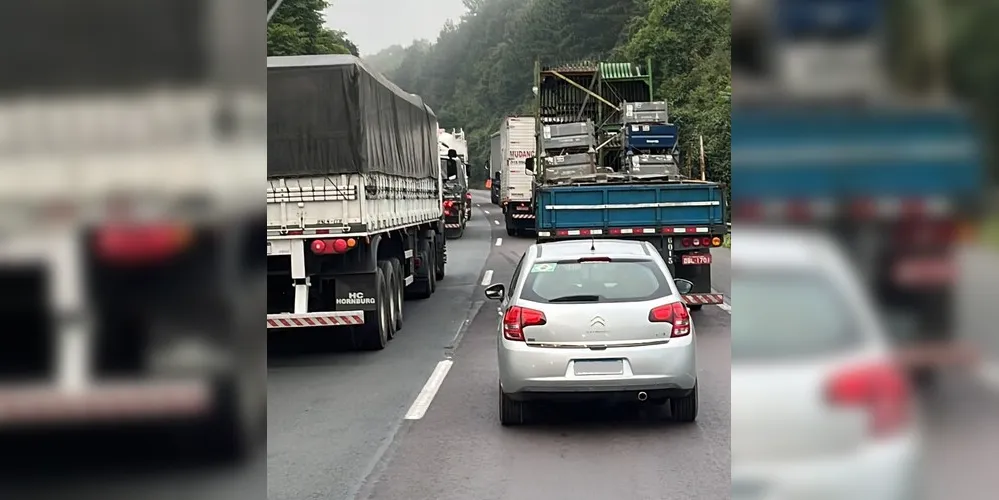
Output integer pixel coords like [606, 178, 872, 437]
[527, 60, 729, 309]
[267, 55, 448, 350]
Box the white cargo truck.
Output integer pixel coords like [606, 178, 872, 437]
[498, 116, 536, 236]
[267, 55, 449, 350]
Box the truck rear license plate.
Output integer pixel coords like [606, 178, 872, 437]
[573, 359, 624, 376]
[515, 205, 529, 211]
[682, 254, 711, 265]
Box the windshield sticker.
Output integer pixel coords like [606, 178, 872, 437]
[530, 263, 556, 273]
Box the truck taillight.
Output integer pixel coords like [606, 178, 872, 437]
[311, 238, 356, 255]
[826, 362, 911, 438]
[648, 302, 690, 337]
[502, 306, 546, 341]
[94, 224, 193, 264]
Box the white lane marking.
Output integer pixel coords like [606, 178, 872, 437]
[404, 360, 454, 420]
[484, 210, 490, 214]
[481, 269, 494, 286]
[977, 361, 999, 393]
[495, 238, 503, 246]
[494, 220, 500, 225]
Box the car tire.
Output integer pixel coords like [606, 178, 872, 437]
[506, 227, 515, 237]
[670, 383, 698, 422]
[498, 384, 526, 426]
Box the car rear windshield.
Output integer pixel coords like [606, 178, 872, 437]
[732, 270, 863, 361]
[519, 259, 670, 303]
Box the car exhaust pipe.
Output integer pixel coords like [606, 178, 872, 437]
[637, 391, 648, 402]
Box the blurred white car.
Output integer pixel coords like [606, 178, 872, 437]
[731, 228, 922, 500]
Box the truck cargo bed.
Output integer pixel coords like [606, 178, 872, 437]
[536, 182, 726, 231]
[266, 173, 441, 237]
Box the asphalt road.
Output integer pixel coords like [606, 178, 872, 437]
[267, 193, 495, 500]
[350, 191, 732, 500]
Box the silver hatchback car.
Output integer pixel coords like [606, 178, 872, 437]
[484, 239, 698, 426]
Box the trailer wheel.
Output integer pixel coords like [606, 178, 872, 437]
[427, 249, 437, 294]
[356, 267, 390, 350]
[387, 257, 404, 332]
[434, 234, 446, 281]
[378, 261, 398, 340]
[406, 250, 433, 300]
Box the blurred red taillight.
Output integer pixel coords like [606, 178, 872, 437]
[826, 362, 911, 438]
[502, 306, 547, 341]
[682, 237, 692, 246]
[94, 224, 192, 263]
[443, 200, 454, 209]
[465, 193, 472, 200]
[648, 302, 690, 337]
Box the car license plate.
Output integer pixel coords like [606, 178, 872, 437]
[681, 254, 711, 265]
[573, 359, 624, 376]
[516, 205, 529, 211]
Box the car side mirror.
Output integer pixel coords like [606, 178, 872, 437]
[673, 279, 694, 295]
[484, 283, 505, 301]
[524, 157, 534, 172]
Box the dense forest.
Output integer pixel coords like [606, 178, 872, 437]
[365, 0, 731, 186]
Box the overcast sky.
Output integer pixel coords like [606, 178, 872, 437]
[325, 0, 468, 55]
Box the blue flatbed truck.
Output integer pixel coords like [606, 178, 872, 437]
[527, 60, 729, 308]
[732, 105, 985, 382]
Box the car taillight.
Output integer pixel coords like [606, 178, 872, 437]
[443, 200, 454, 208]
[502, 306, 547, 341]
[711, 236, 723, 247]
[648, 302, 690, 337]
[465, 193, 472, 200]
[94, 224, 193, 264]
[826, 362, 911, 438]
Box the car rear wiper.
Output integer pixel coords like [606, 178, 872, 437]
[547, 295, 601, 303]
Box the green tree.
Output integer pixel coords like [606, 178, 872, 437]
[267, 0, 359, 56]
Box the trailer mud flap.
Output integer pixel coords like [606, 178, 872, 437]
[333, 274, 379, 312]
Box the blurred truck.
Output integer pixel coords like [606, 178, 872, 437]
[0, 0, 265, 460]
[526, 60, 729, 308]
[267, 55, 449, 350]
[731, 0, 985, 385]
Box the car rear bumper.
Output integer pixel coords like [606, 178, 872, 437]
[732, 432, 920, 500]
[498, 338, 696, 395]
